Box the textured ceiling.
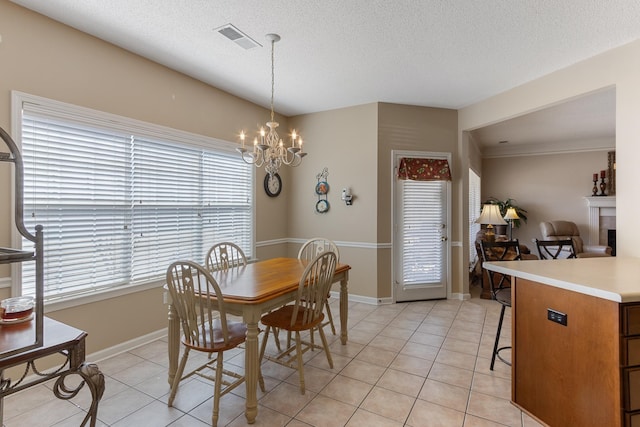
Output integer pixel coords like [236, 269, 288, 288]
[10, 0, 639, 147]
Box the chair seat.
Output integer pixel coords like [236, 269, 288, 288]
[494, 288, 511, 307]
[261, 305, 324, 332]
[182, 319, 247, 353]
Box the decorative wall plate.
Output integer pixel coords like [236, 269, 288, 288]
[315, 199, 329, 213]
[315, 181, 329, 195]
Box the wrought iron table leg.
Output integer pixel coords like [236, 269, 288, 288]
[54, 362, 105, 427]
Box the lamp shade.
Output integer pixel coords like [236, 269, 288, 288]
[476, 204, 508, 225]
[503, 207, 520, 220]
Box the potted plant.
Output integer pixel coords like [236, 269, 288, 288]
[483, 197, 528, 232]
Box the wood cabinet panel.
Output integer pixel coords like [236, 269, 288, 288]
[625, 412, 640, 427]
[625, 367, 640, 411]
[624, 305, 640, 336]
[624, 338, 640, 366]
[513, 278, 621, 427]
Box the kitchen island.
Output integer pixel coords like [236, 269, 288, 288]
[484, 257, 640, 427]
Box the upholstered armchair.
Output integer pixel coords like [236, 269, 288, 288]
[539, 220, 612, 258]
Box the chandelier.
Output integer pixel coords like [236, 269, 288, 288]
[237, 33, 307, 176]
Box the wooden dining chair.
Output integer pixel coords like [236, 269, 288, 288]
[258, 251, 337, 394]
[206, 242, 285, 352]
[205, 242, 247, 272]
[298, 238, 340, 335]
[166, 260, 262, 426]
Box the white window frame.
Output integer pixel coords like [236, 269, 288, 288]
[10, 91, 255, 311]
[469, 167, 481, 268]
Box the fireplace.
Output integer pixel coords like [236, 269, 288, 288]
[608, 229, 616, 256]
[585, 196, 616, 246]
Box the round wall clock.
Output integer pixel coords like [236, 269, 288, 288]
[264, 173, 282, 197]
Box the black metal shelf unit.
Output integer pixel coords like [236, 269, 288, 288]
[0, 126, 44, 358]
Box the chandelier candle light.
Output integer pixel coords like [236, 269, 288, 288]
[237, 34, 307, 176]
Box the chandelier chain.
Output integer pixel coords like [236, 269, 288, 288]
[270, 38, 275, 124]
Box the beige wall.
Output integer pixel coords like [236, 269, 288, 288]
[377, 103, 459, 296]
[482, 151, 611, 248]
[460, 39, 640, 295]
[288, 104, 379, 298]
[0, 2, 288, 354]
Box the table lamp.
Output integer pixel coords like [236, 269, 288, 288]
[476, 204, 507, 242]
[503, 207, 520, 241]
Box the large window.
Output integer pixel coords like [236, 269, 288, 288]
[14, 93, 253, 302]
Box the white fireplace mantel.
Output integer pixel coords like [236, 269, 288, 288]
[584, 196, 616, 246]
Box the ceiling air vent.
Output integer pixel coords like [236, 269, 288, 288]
[215, 24, 261, 50]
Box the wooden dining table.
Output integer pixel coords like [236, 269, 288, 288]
[165, 257, 351, 424]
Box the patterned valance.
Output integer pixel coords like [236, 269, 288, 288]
[397, 157, 452, 181]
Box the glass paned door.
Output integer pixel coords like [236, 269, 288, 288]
[393, 152, 449, 301]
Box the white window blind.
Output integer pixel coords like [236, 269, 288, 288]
[18, 100, 253, 301]
[400, 180, 445, 284]
[469, 168, 481, 266]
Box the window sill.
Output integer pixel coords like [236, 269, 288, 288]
[43, 279, 165, 314]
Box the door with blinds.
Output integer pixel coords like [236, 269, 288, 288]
[393, 152, 450, 302]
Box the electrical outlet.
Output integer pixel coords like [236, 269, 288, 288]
[547, 308, 567, 326]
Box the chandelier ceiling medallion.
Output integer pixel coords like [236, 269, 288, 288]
[237, 33, 307, 176]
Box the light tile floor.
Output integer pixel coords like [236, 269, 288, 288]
[2, 285, 544, 426]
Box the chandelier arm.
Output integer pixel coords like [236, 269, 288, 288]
[241, 150, 264, 166]
[238, 150, 256, 165]
[289, 155, 303, 167]
[280, 149, 298, 165]
[254, 153, 265, 167]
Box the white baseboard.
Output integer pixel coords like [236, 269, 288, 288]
[328, 291, 392, 305]
[87, 328, 167, 363]
[450, 292, 472, 301]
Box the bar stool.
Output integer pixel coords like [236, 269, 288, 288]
[535, 238, 577, 259]
[479, 240, 521, 370]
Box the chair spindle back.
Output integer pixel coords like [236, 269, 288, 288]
[206, 242, 247, 272]
[166, 261, 235, 350]
[298, 238, 340, 262]
[291, 251, 337, 328]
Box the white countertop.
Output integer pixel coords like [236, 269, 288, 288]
[483, 257, 640, 303]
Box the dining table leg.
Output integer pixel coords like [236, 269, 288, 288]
[243, 307, 261, 424]
[167, 302, 179, 385]
[339, 273, 349, 345]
